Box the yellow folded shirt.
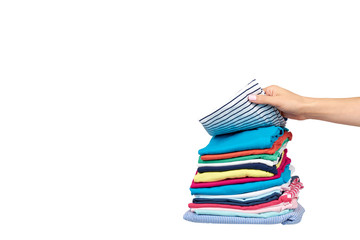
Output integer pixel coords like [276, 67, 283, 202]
[193, 169, 274, 183]
[275, 152, 283, 168]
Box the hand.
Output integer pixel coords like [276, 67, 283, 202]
[248, 85, 308, 120]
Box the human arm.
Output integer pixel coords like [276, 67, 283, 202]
[248, 85, 360, 127]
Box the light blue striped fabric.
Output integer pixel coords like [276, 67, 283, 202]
[199, 79, 286, 136]
[193, 209, 292, 218]
[183, 204, 305, 225]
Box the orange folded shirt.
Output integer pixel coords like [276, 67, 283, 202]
[200, 131, 292, 161]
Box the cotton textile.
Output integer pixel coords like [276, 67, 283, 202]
[192, 192, 282, 206]
[192, 209, 292, 218]
[190, 150, 288, 189]
[198, 146, 284, 164]
[190, 181, 301, 209]
[280, 177, 304, 202]
[197, 162, 278, 174]
[198, 141, 287, 164]
[193, 168, 274, 183]
[200, 131, 292, 160]
[185, 80, 304, 225]
[198, 79, 287, 136]
[183, 204, 305, 225]
[190, 164, 291, 195]
[197, 158, 279, 167]
[194, 182, 290, 199]
[189, 198, 298, 212]
[198, 126, 286, 156]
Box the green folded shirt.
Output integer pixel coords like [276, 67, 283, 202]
[198, 139, 288, 164]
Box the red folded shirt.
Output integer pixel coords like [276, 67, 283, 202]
[200, 131, 292, 161]
[189, 177, 303, 210]
[188, 198, 296, 211]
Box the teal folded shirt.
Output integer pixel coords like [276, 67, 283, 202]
[190, 164, 291, 195]
[198, 126, 286, 156]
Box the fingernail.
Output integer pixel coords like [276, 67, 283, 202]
[248, 95, 256, 101]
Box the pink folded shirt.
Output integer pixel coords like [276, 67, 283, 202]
[280, 177, 304, 202]
[189, 177, 303, 210]
[190, 199, 298, 214]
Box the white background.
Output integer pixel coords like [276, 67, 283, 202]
[1, 1, 360, 239]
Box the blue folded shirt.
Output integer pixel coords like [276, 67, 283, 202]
[190, 164, 291, 195]
[198, 126, 286, 156]
[192, 191, 281, 206]
[183, 204, 305, 225]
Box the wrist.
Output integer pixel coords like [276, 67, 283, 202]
[301, 97, 318, 120]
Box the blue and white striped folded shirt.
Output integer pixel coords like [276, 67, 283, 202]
[183, 203, 305, 225]
[199, 79, 286, 136]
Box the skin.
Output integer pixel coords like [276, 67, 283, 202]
[248, 85, 360, 127]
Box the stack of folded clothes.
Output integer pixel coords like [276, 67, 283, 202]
[183, 80, 305, 225]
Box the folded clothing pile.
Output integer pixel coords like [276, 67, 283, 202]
[183, 80, 305, 225]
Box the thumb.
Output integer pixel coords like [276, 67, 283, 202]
[248, 94, 280, 107]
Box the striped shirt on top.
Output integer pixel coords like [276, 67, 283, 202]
[199, 79, 287, 136]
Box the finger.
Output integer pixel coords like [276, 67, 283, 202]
[263, 85, 280, 96]
[248, 94, 280, 107]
